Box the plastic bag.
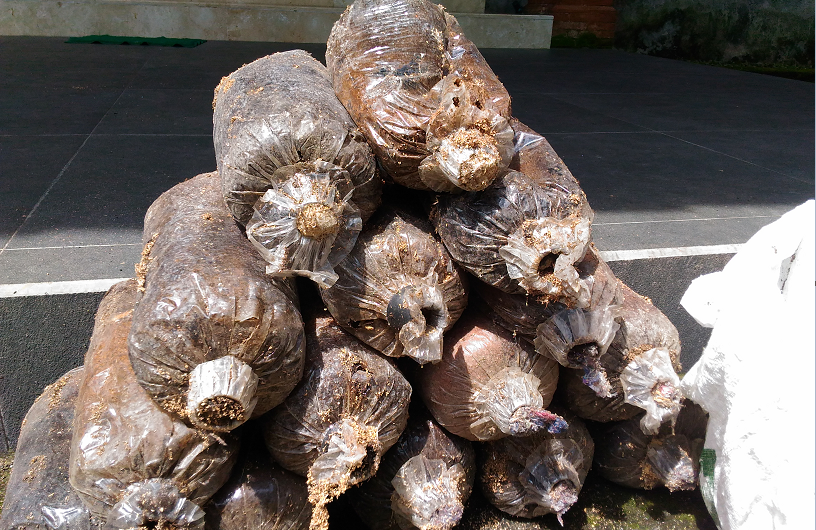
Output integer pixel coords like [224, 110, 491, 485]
[434, 120, 593, 302]
[555, 277, 683, 430]
[326, 0, 513, 192]
[594, 400, 708, 491]
[320, 209, 467, 364]
[0, 367, 103, 530]
[70, 279, 239, 527]
[205, 433, 311, 530]
[213, 50, 382, 287]
[479, 406, 593, 523]
[262, 316, 412, 530]
[129, 172, 305, 432]
[679, 200, 815, 530]
[416, 311, 564, 441]
[348, 411, 475, 530]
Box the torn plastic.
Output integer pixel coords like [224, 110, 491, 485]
[70, 279, 239, 525]
[326, 0, 513, 192]
[320, 209, 467, 364]
[499, 216, 592, 300]
[205, 433, 312, 530]
[594, 400, 708, 492]
[128, 172, 305, 431]
[262, 316, 412, 530]
[213, 49, 380, 226]
[620, 347, 683, 434]
[416, 311, 562, 441]
[245, 162, 364, 288]
[479, 407, 593, 521]
[348, 412, 475, 530]
[0, 367, 103, 530]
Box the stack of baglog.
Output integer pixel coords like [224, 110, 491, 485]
[0, 0, 708, 529]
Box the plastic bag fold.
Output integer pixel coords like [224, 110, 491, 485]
[262, 316, 412, 530]
[416, 311, 562, 442]
[213, 50, 381, 284]
[321, 209, 467, 364]
[70, 279, 239, 526]
[326, 0, 513, 192]
[128, 172, 305, 432]
[0, 367, 103, 530]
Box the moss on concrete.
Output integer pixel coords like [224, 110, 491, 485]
[459, 468, 718, 530]
[551, 33, 615, 49]
[0, 451, 13, 508]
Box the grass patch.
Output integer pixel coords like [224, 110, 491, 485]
[551, 33, 615, 49]
[0, 451, 13, 508]
[66, 35, 206, 48]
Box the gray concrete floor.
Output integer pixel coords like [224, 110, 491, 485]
[0, 37, 813, 448]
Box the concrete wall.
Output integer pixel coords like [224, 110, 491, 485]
[0, 1, 552, 48]
[613, 0, 815, 66]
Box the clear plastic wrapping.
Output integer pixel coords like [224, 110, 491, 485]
[474, 244, 618, 345]
[245, 163, 363, 287]
[326, 0, 513, 192]
[620, 347, 683, 434]
[128, 172, 305, 431]
[434, 120, 594, 302]
[557, 277, 683, 426]
[320, 209, 467, 364]
[479, 407, 593, 522]
[416, 311, 563, 442]
[70, 280, 239, 526]
[594, 400, 708, 491]
[212, 50, 381, 285]
[0, 367, 103, 530]
[213, 49, 380, 225]
[262, 316, 412, 530]
[534, 256, 621, 398]
[348, 412, 475, 530]
[205, 434, 311, 530]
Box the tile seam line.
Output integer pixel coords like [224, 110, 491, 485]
[541, 128, 813, 135]
[3, 243, 142, 251]
[656, 131, 814, 185]
[594, 215, 776, 226]
[0, 244, 742, 297]
[0, 53, 154, 256]
[545, 94, 811, 183]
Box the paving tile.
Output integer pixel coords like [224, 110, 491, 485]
[667, 129, 815, 184]
[94, 88, 215, 135]
[510, 93, 647, 134]
[0, 37, 153, 90]
[548, 89, 814, 132]
[544, 132, 814, 224]
[0, 135, 87, 245]
[591, 215, 787, 251]
[5, 134, 215, 248]
[0, 290, 101, 445]
[0, 245, 140, 284]
[0, 86, 123, 135]
[130, 42, 327, 90]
